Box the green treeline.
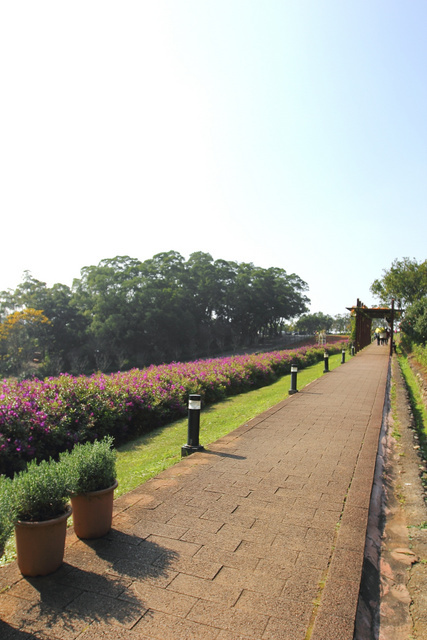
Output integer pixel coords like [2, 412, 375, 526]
[0, 251, 309, 377]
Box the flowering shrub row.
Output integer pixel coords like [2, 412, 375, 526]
[0, 342, 347, 476]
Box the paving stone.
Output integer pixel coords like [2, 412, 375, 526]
[215, 565, 286, 597]
[220, 523, 277, 546]
[58, 567, 132, 598]
[201, 508, 256, 528]
[153, 553, 223, 579]
[167, 572, 242, 606]
[282, 567, 324, 602]
[77, 621, 155, 639]
[0, 563, 26, 592]
[133, 609, 220, 639]
[167, 513, 223, 533]
[310, 610, 356, 640]
[131, 520, 188, 540]
[310, 509, 342, 529]
[328, 548, 365, 583]
[0, 593, 42, 625]
[179, 527, 243, 551]
[144, 534, 201, 557]
[0, 620, 36, 639]
[65, 591, 144, 629]
[1, 594, 90, 639]
[107, 559, 178, 586]
[193, 545, 259, 571]
[235, 588, 312, 625]
[295, 551, 330, 571]
[261, 614, 308, 639]
[215, 630, 262, 640]
[122, 580, 198, 617]
[7, 578, 82, 609]
[184, 492, 222, 508]
[319, 577, 360, 619]
[187, 599, 269, 637]
[255, 557, 298, 579]
[335, 524, 368, 551]
[305, 526, 336, 546]
[272, 523, 308, 544]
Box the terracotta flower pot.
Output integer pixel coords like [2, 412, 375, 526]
[70, 480, 118, 539]
[15, 506, 72, 577]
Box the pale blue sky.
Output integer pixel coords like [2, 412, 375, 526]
[1, 1, 426, 316]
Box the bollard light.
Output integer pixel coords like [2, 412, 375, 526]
[341, 349, 345, 364]
[181, 394, 204, 456]
[351, 345, 355, 356]
[289, 365, 298, 395]
[323, 351, 329, 373]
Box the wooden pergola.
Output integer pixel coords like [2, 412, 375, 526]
[347, 299, 403, 354]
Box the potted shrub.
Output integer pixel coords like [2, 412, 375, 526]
[0, 475, 14, 559]
[61, 436, 117, 539]
[12, 458, 71, 576]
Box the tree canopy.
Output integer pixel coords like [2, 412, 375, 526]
[400, 298, 427, 345]
[370, 257, 427, 308]
[0, 251, 310, 376]
[293, 312, 340, 335]
[371, 257, 427, 346]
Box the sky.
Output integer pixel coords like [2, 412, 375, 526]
[1, 1, 426, 317]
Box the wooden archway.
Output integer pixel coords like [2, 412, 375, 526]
[347, 299, 402, 354]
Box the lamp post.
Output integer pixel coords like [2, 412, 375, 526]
[323, 351, 329, 373]
[289, 365, 298, 395]
[181, 394, 204, 456]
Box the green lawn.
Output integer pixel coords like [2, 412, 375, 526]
[115, 352, 346, 496]
[397, 351, 427, 462]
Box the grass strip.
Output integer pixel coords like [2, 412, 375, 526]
[115, 352, 345, 496]
[396, 351, 427, 472]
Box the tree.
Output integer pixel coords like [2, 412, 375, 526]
[294, 312, 334, 335]
[0, 273, 89, 374]
[72, 256, 147, 370]
[332, 313, 351, 334]
[370, 258, 427, 308]
[400, 299, 427, 345]
[0, 308, 51, 375]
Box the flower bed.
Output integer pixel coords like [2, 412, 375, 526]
[0, 341, 347, 476]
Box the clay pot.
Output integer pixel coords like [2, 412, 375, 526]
[70, 480, 118, 539]
[15, 507, 72, 577]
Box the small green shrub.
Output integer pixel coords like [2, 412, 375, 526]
[0, 475, 14, 553]
[61, 436, 116, 494]
[413, 343, 427, 371]
[12, 458, 69, 522]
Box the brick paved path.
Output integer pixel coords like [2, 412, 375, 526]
[0, 343, 390, 640]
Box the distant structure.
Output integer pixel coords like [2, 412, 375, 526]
[317, 331, 326, 346]
[347, 298, 403, 354]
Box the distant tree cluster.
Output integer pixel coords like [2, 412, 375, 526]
[0, 251, 310, 376]
[292, 312, 350, 335]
